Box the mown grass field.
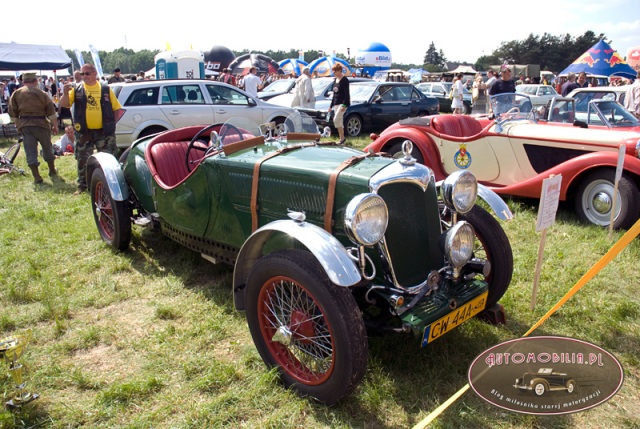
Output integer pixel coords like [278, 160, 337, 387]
[0, 134, 639, 429]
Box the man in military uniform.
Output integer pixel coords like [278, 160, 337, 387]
[59, 64, 122, 194]
[8, 72, 59, 183]
[107, 68, 125, 84]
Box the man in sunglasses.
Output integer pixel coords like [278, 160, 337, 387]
[59, 64, 123, 194]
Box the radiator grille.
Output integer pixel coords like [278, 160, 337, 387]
[378, 181, 443, 287]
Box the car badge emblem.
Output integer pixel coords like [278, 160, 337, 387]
[454, 144, 472, 169]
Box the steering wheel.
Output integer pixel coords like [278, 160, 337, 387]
[506, 107, 520, 115]
[185, 123, 220, 172]
[219, 123, 244, 145]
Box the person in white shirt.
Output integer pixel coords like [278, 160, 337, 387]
[243, 67, 263, 97]
[484, 70, 497, 113]
[623, 71, 640, 119]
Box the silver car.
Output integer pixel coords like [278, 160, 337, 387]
[267, 77, 369, 108]
[515, 84, 559, 106]
[110, 79, 296, 148]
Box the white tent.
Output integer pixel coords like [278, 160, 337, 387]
[449, 65, 477, 74]
[0, 42, 72, 70]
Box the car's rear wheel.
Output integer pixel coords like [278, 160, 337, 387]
[139, 126, 167, 139]
[245, 249, 368, 405]
[90, 168, 131, 251]
[575, 169, 640, 229]
[345, 114, 363, 137]
[532, 379, 547, 396]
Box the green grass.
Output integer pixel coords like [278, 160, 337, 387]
[1, 135, 639, 428]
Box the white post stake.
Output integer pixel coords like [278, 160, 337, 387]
[531, 174, 562, 311]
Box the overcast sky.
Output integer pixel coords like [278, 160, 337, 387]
[4, 0, 639, 70]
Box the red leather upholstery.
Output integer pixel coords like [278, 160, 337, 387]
[431, 115, 483, 138]
[431, 115, 462, 136]
[457, 116, 483, 136]
[147, 141, 203, 188]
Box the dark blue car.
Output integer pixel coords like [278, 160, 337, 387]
[297, 81, 440, 137]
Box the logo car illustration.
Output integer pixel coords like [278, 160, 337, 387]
[514, 368, 577, 396]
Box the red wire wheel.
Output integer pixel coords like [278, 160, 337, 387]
[245, 249, 368, 405]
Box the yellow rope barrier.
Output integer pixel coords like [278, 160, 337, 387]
[412, 218, 640, 429]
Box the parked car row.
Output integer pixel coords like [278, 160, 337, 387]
[415, 82, 473, 114]
[296, 81, 439, 137]
[109, 77, 442, 147]
[110, 79, 297, 148]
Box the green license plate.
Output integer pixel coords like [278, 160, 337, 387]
[422, 291, 488, 346]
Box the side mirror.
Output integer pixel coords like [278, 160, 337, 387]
[248, 98, 257, 106]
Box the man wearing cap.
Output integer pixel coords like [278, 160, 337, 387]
[108, 68, 125, 84]
[8, 72, 59, 183]
[59, 64, 122, 194]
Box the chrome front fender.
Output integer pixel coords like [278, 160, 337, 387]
[477, 184, 513, 221]
[86, 152, 129, 201]
[232, 219, 362, 311]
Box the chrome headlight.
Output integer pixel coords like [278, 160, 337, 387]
[441, 170, 478, 213]
[344, 193, 388, 246]
[445, 221, 475, 268]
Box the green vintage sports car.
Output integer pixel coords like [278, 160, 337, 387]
[86, 114, 514, 404]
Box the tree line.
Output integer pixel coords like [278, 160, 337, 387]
[66, 31, 607, 76]
[423, 30, 607, 73]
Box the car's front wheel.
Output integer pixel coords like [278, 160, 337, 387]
[566, 379, 577, 393]
[456, 205, 513, 308]
[387, 140, 425, 164]
[90, 168, 132, 251]
[245, 250, 368, 405]
[345, 114, 363, 137]
[575, 169, 640, 229]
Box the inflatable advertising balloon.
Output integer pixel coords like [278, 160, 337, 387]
[203, 45, 236, 76]
[228, 53, 281, 76]
[307, 56, 352, 77]
[354, 42, 392, 77]
[627, 46, 640, 71]
[279, 58, 308, 76]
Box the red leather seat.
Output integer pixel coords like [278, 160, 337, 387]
[430, 115, 482, 138]
[148, 141, 202, 188]
[457, 116, 483, 136]
[431, 115, 463, 136]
